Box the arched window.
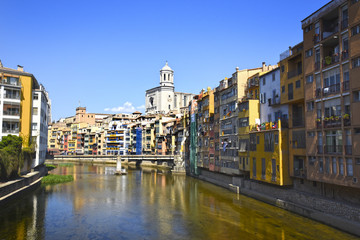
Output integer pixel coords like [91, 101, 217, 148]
[164, 74, 166, 80]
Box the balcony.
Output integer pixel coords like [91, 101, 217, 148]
[294, 169, 307, 178]
[315, 88, 322, 99]
[343, 115, 351, 126]
[287, 68, 302, 79]
[345, 145, 352, 155]
[317, 145, 323, 154]
[249, 79, 259, 88]
[313, 34, 321, 44]
[322, 22, 339, 40]
[314, 62, 320, 71]
[323, 83, 340, 96]
[343, 81, 350, 91]
[323, 55, 340, 68]
[341, 50, 349, 61]
[324, 145, 342, 154]
[316, 120, 322, 129]
[323, 116, 341, 128]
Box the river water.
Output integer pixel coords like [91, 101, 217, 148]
[0, 164, 357, 240]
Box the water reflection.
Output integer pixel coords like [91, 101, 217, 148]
[0, 164, 357, 240]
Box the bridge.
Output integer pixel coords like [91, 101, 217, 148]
[50, 155, 185, 173]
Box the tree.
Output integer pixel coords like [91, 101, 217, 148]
[0, 135, 23, 180]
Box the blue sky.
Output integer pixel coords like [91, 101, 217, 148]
[0, 0, 329, 121]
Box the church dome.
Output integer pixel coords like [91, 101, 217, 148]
[161, 61, 172, 71]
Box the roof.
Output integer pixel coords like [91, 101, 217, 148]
[161, 61, 172, 71]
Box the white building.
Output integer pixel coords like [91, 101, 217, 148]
[259, 68, 288, 123]
[145, 62, 194, 115]
[31, 84, 50, 167]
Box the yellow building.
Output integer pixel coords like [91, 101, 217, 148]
[249, 120, 292, 186]
[238, 99, 259, 173]
[279, 42, 306, 178]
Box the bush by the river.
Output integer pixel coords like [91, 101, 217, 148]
[0, 135, 36, 181]
[41, 174, 74, 185]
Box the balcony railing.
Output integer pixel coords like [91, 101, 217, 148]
[343, 115, 351, 126]
[313, 34, 321, 44]
[315, 62, 320, 71]
[343, 81, 350, 91]
[315, 88, 322, 98]
[324, 145, 342, 154]
[323, 83, 340, 96]
[341, 50, 349, 60]
[287, 69, 302, 79]
[293, 168, 307, 178]
[3, 128, 19, 134]
[345, 145, 352, 155]
[317, 145, 323, 154]
[323, 116, 341, 128]
[316, 120, 322, 129]
[323, 55, 340, 68]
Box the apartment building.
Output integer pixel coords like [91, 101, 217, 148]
[196, 88, 214, 170]
[302, 0, 360, 188]
[0, 62, 50, 170]
[279, 42, 306, 181]
[31, 84, 50, 166]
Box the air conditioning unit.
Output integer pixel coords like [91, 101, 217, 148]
[323, 87, 329, 94]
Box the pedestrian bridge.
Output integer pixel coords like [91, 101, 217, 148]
[51, 155, 185, 173]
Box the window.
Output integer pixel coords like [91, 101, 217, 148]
[288, 83, 293, 100]
[33, 107, 38, 115]
[353, 57, 360, 69]
[305, 49, 313, 57]
[339, 158, 344, 176]
[238, 117, 249, 127]
[351, 25, 360, 36]
[262, 77, 266, 86]
[306, 75, 313, 84]
[353, 91, 360, 102]
[296, 80, 301, 88]
[306, 101, 314, 111]
[282, 85, 285, 93]
[261, 158, 266, 179]
[275, 134, 278, 144]
[281, 65, 285, 72]
[32, 123, 38, 130]
[272, 159, 276, 181]
[307, 131, 315, 137]
[325, 157, 330, 174]
[33, 93, 38, 100]
[305, 24, 313, 32]
[332, 157, 337, 174]
[319, 157, 323, 173]
[346, 158, 353, 176]
[264, 132, 274, 152]
[253, 158, 256, 177]
[309, 156, 316, 165]
[272, 73, 275, 81]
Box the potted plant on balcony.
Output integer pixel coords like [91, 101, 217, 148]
[316, 118, 321, 122]
[343, 113, 350, 119]
[330, 116, 335, 120]
[324, 117, 330, 122]
[325, 56, 332, 65]
[335, 116, 340, 121]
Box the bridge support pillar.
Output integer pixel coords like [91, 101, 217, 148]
[172, 155, 186, 174]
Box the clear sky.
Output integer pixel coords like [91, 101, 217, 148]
[0, 0, 330, 121]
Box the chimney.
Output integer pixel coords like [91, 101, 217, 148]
[262, 62, 266, 71]
[0, 60, 3, 68]
[17, 65, 24, 72]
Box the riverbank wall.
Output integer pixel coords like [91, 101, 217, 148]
[195, 168, 360, 237]
[0, 165, 47, 207]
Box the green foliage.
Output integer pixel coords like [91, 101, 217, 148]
[41, 174, 73, 185]
[0, 135, 36, 181]
[58, 163, 74, 167]
[45, 164, 57, 171]
[0, 135, 23, 180]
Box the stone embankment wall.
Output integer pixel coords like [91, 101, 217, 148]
[0, 166, 47, 206]
[53, 155, 117, 164]
[197, 168, 360, 237]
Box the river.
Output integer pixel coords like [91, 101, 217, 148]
[0, 164, 356, 240]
